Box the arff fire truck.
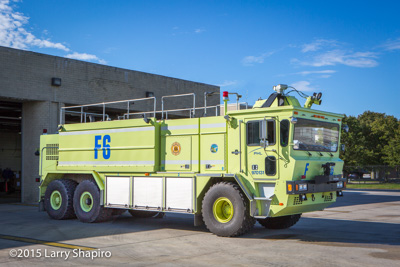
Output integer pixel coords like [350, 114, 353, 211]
[39, 84, 346, 237]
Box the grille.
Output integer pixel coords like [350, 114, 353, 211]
[324, 194, 333, 202]
[293, 196, 303, 205]
[46, 144, 59, 161]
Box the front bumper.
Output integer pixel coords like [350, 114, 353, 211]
[286, 175, 346, 195]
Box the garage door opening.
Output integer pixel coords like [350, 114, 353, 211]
[0, 100, 22, 203]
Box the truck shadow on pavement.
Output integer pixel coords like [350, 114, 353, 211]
[0, 190, 399, 250]
[248, 217, 400, 246]
[331, 190, 400, 208]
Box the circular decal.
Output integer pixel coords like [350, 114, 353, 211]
[210, 144, 218, 153]
[171, 142, 181, 156]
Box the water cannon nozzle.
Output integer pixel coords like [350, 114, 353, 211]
[273, 84, 288, 94]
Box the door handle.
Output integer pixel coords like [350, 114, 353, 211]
[231, 149, 240, 155]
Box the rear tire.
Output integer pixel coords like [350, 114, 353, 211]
[73, 180, 112, 223]
[202, 182, 255, 237]
[257, 214, 301, 229]
[128, 210, 162, 218]
[44, 179, 77, 220]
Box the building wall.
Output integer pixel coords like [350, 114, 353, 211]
[0, 46, 219, 203]
[21, 101, 59, 202]
[0, 46, 219, 109]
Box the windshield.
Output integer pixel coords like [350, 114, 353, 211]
[293, 118, 339, 152]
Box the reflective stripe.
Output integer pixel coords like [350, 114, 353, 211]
[161, 125, 198, 131]
[201, 160, 225, 165]
[59, 126, 154, 136]
[162, 160, 199, 165]
[59, 161, 154, 166]
[200, 123, 226, 129]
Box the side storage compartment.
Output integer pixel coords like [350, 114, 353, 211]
[105, 176, 195, 213]
[199, 117, 227, 173]
[160, 118, 199, 172]
[166, 177, 194, 212]
[105, 176, 131, 208]
[133, 177, 163, 210]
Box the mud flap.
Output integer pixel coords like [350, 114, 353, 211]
[194, 214, 204, 226]
[39, 199, 45, 211]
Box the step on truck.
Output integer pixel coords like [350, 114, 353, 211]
[39, 84, 346, 237]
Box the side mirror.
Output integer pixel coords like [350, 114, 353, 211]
[341, 144, 345, 152]
[260, 120, 268, 148]
[343, 124, 349, 133]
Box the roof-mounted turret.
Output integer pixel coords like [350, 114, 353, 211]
[253, 84, 323, 109]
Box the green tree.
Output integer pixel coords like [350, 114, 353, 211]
[340, 111, 400, 167]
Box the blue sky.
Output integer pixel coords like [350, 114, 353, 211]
[1, 0, 400, 117]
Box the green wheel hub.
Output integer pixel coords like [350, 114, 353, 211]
[213, 197, 234, 223]
[50, 190, 62, 210]
[80, 191, 93, 212]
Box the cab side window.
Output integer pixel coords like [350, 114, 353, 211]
[247, 121, 260, 146]
[280, 120, 290, 147]
[247, 120, 275, 146]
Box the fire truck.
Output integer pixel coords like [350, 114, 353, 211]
[39, 84, 346, 237]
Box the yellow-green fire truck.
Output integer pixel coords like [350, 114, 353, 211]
[39, 84, 346, 237]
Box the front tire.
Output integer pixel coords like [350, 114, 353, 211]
[202, 182, 255, 237]
[73, 180, 112, 223]
[257, 214, 301, 229]
[44, 179, 77, 220]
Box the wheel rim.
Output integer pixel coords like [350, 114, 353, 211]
[80, 191, 93, 212]
[50, 190, 62, 210]
[213, 197, 234, 223]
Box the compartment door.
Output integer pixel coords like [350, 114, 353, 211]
[163, 136, 192, 171]
[106, 176, 131, 208]
[166, 177, 193, 212]
[200, 134, 226, 172]
[133, 177, 163, 210]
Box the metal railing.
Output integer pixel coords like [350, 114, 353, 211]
[59, 92, 248, 124]
[64, 110, 110, 123]
[60, 97, 156, 124]
[123, 105, 220, 120]
[161, 93, 195, 120]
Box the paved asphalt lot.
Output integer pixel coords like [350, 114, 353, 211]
[0, 189, 399, 266]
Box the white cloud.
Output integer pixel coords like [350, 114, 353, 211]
[295, 70, 336, 76]
[319, 75, 332, 79]
[65, 52, 106, 64]
[301, 39, 337, 53]
[382, 38, 400, 51]
[290, 81, 316, 92]
[242, 51, 275, 66]
[194, 28, 205, 34]
[217, 80, 237, 87]
[0, 0, 69, 51]
[298, 49, 378, 68]
[0, 0, 107, 65]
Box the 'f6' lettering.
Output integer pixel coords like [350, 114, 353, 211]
[94, 135, 111, 159]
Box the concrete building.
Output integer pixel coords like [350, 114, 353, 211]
[0, 46, 219, 203]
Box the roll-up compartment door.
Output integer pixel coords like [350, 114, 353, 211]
[133, 177, 163, 210]
[106, 176, 131, 207]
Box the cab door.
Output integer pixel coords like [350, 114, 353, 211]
[245, 118, 279, 180]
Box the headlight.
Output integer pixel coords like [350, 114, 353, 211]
[337, 181, 343, 188]
[299, 184, 308, 191]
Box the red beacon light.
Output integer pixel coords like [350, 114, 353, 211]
[223, 91, 229, 100]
